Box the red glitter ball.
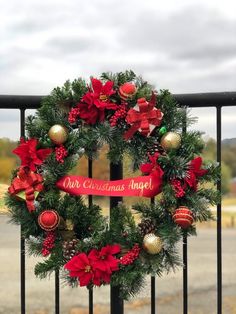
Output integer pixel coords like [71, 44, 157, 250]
[38, 210, 60, 231]
[119, 82, 137, 100]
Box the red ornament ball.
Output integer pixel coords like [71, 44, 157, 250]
[119, 82, 137, 100]
[173, 206, 193, 229]
[38, 210, 60, 231]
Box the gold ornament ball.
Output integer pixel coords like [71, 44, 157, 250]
[48, 124, 68, 145]
[160, 132, 181, 150]
[66, 219, 74, 231]
[143, 233, 163, 254]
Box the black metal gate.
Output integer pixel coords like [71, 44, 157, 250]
[1, 91, 236, 314]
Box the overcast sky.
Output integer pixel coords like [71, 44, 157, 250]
[0, 0, 236, 140]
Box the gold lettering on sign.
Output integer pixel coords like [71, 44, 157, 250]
[83, 179, 91, 189]
[128, 178, 153, 193]
[62, 176, 154, 196]
[83, 179, 125, 192]
[63, 177, 81, 189]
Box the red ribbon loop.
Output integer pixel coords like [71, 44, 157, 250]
[8, 167, 44, 212]
[124, 94, 163, 140]
[184, 157, 208, 190]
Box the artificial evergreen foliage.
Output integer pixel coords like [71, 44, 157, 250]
[6, 71, 220, 299]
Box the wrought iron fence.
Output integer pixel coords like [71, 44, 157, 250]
[1, 91, 236, 314]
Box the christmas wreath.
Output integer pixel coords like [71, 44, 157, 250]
[6, 71, 219, 299]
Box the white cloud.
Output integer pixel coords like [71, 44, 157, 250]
[0, 0, 236, 139]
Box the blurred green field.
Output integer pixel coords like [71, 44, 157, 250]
[0, 198, 5, 209]
[197, 210, 236, 229]
[222, 198, 236, 206]
[0, 184, 8, 212]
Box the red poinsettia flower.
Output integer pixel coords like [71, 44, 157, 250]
[89, 244, 121, 273]
[88, 244, 120, 285]
[74, 78, 117, 125]
[140, 153, 164, 179]
[13, 138, 52, 171]
[84, 78, 116, 109]
[76, 102, 104, 124]
[93, 268, 112, 285]
[140, 152, 159, 174]
[185, 157, 208, 190]
[64, 253, 94, 286]
[65, 245, 121, 287]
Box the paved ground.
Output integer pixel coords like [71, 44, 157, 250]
[0, 214, 235, 314]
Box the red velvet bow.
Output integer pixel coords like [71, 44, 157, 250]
[185, 157, 208, 190]
[140, 152, 164, 179]
[8, 167, 44, 212]
[124, 93, 163, 140]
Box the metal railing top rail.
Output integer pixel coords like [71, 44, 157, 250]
[1, 92, 235, 314]
[0, 91, 236, 109]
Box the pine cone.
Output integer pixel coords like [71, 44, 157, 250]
[147, 141, 166, 155]
[62, 239, 79, 260]
[138, 219, 156, 236]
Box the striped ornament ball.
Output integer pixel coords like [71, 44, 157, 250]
[173, 206, 193, 229]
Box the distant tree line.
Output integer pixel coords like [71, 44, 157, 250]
[203, 138, 235, 194]
[0, 138, 18, 184]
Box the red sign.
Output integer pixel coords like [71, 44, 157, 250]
[56, 174, 162, 198]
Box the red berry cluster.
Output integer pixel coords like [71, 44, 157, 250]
[42, 231, 56, 256]
[171, 179, 185, 198]
[120, 243, 140, 265]
[109, 104, 127, 127]
[68, 107, 80, 124]
[55, 145, 68, 163]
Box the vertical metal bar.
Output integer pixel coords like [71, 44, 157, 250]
[20, 109, 26, 314]
[183, 235, 188, 314]
[55, 269, 60, 314]
[216, 106, 222, 314]
[150, 197, 156, 314]
[151, 276, 156, 314]
[89, 289, 93, 314]
[88, 158, 93, 314]
[110, 162, 124, 314]
[88, 158, 93, 208]
[181, 107, 188, 314]
[109, 163, 123, 208]
[110, 284, 124, 314]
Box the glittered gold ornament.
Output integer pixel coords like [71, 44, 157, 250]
[58, 218, 75, 240]
[160, 132, 181, 151]
[48, 124, 68, 145]
[60, 230, 76, 241]
[143, 233, 163, 254]
[167, 206, 176, 214]
[66, 219, 74, 231]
